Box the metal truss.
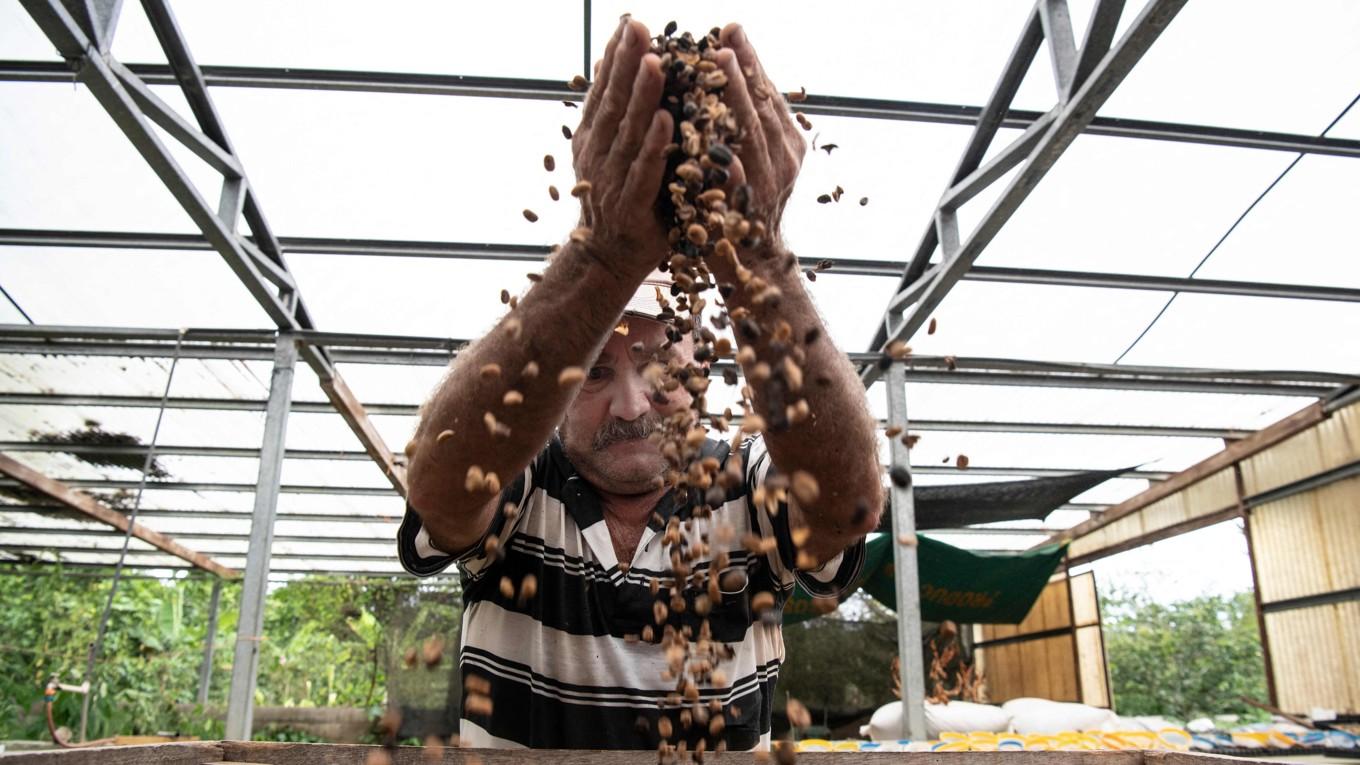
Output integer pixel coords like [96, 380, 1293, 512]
[7, 228, 1360, 304]
[4, 61, 1359, 159]
[0, 411, 1260, 439]
[1, 502, 1106, 528]
[2, 324, 1353, 396]
[863, 0, 1191, 386]
[15, 0, 405, 498]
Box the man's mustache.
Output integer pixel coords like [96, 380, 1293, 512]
[593, 415, 662, 450]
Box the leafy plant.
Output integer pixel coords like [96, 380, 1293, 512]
[1102, 587, 1269, 721]
[0, 565, 462, 741]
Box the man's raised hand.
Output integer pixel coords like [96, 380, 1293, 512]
[715, 23, 807, 255]
[572, 17, 674, 281]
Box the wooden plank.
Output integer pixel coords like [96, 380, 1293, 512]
[319, 372, 407, 497]
[1057, 401, 1325, 546]
[0, 742, 224, 764]
[0, 454, 237, 578]
[217, 742, 1151, 764]
[1067, 505, 1242, 568]
[0, 742, 1277, 765]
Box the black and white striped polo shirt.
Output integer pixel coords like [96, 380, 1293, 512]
[397, 434, 864, 751]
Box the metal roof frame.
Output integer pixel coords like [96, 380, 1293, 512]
[4, 61, 1358, 159]
[7, 228, 1360, 303]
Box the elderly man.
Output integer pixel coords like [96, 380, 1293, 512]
[398, 18, 882, 751]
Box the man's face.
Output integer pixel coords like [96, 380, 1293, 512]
[560, 318, 694, 496]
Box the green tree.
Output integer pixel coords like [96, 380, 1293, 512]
[776, 594, 900, 721]
[1102, 588, 1267, 720]
[0, 566, 462, 742]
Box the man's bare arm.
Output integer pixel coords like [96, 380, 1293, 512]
[727, 254, 883, 564]
[407, 18, 673, 553]
[710, 24, 883, 563]
[407, 244, 645, 553]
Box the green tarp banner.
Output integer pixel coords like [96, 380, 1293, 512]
[783, 534, 1068, 625]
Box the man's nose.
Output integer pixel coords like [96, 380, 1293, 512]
[609, 368, 653, 422]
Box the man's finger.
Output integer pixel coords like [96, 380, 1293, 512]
[607, 53, 666, 183]
[580, 18, 628, 133]
[720, 24, 799, 152]
[621, 109, 675, 216]
[715, 49, 772, 183]
[584, 19, 650, 164]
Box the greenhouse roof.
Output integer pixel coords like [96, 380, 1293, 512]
[1, 0, 1358, 578]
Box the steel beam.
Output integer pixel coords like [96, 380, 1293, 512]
[9, 503, 1107, 526]
[2, 328, 1351, 396]
[0, 414, 1251, 439]
[0, 555, 414, 577]
[885, 364, 927, 740]
[0, 453, 235, 576]
[0, 465, 1167, 496]
[4, 58, 1360, 158]
[8, 228, 1360, 304]
[0, 542, 402, 562]
[225, 333, 295, 740]
[10, 505, 402, 526]
[196, 578, 222, 705]
[963, 265, 1360, 303]
[866, 0, 1188, 385]
[2, 526, 401, 546]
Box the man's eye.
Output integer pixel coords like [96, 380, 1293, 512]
[587, 367, 610, 381]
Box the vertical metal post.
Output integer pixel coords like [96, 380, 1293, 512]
[885, 363, 927, 740]
[197, 578, 223, 706]
[225, 333, 296, 739]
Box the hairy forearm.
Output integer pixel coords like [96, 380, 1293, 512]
[724, 249, 883, 561]
[406, 240, 646, 551]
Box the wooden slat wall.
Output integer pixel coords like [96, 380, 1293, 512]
[975, 576, 1090, 704]
[1070, 572, 1112, 708]
[1263, 602, 1360, 714]
[1242, 403, 1360, 496]
[1246, 403, 1360, 714]
[1251, 473, 1360, 714]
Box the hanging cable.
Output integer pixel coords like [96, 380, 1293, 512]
[73, 329, 186, 744]
[1112, 91, 1360, 365]
[0, 280, 34, 324]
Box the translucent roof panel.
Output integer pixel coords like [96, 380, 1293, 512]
[0, 84, 221, 234]
[1100, 0, 1360, 134]
[1, 355, 272, 400]
[879, 430, 1224, 475]
[212, 90, 588, 242]
[898, 281, 1181, 362]
[909, 277, 1360, 372]
[964, 135, 1298, 276]
[109, 1, 583, 80]
[0, 3, 63, 59]
[590, 2, 1053, 107]
[1116, 292, 1360, 373]
[0, 248, 270, 328]
[1191, 154, 1360, 289]
[892, 383, 1308, 432]
[777, 119, 971, 266]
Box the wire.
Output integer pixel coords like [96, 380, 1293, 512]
[0, 280, 34, 324]
[1112, 91, 1360, 365]
[76, 329, 185, 741]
